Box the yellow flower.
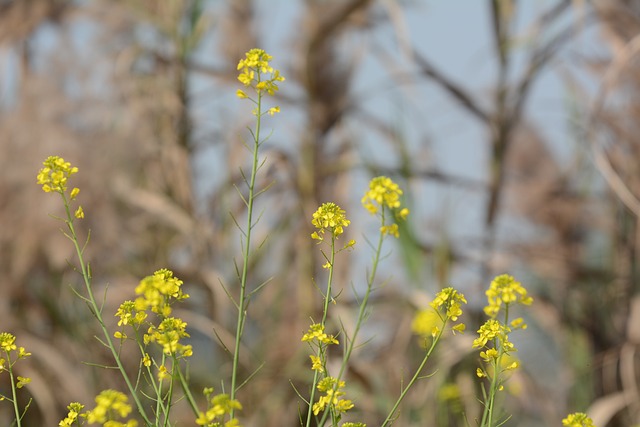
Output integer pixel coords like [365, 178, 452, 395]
[484, 274, 533, 318]
[237, 48, 285, 96]
[16, 376, 30, 388]
[0, 332, 17, 352]
[301, 323, 338, 345]
[411, 308, 440, 338]
[362, 176, 409, 238]
[267, 106, 280, 115]
[562, 412, 596, 427]
[85, 390, 134, 424]
[74, 206, 84, 219]
[313, 377, 353, 416]
[310, 355, 324, 373]
[145, 317, 192, 357]
[311, 202, 350, 241]
[36, 156, 78, 193]
[134, 269, 188, 316]
[59, 402, 85, 427]
[361, 176, 404, 214]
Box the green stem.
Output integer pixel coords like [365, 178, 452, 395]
[6, 353, 21, 427]
[305, 236, 337, 427]
[317, 210, 386, 427]
[175, 358, 200, 416]
[230, 87, 263, 413]
[61, 193, 153, 426]
[380, 319, 446, 427]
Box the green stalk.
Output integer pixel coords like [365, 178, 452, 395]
[305, 235, 337, 427]
[60, 193, 152, 426]
[6, 353, 21, 427]
[317, 209, 386, 427]
[480, 305, 511, 427]
[230, 82, 264, 413]
[381, 318, 446, 427]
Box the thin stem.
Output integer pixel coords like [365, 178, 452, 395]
[380, 319, 446, 427]
[230, 87, 263, 413]
[305, 236, 337, 427]
[6, 353, 21, 427]
[61, 193, 152, 426]
[318, 210, 386, 427]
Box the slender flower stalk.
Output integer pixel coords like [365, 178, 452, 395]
[474, 274, 532, 427]
[37, 156, 153, 426]
[381, 287, 466, 427]
[0, 333, 32, 427]
[231, 48, 284, 413]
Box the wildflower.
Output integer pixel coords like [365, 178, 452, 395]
[413, 287, 467, 340]
[361, 176, 410, 238]
[267, 106, 280, 115]
[85, 390, 136, 425]
[311, 202, 351, 241]
[236, 48, 285, 97]
[0, 332, 17, 352]
[411, 308, 440, 338]
[115, 300, 147, 327]
[135, 269, 189, 317]
[342, 424, 366, 427]
[59, 402, 85, 427]
[145, 317, 192, 358]
[361, 176, 404, 214]
[472, 319, 509, 349]
[16, 376, 30, 388]
[431, 287, 467, 322]
[312, 377, 354, 416]
[74, 206, 84, 219]
[562, 412, 596, 427]
[310, 355, 324, 373]
[36, 156, 78, 193]
[196, 389, 242, 426]
[142, 353, 151, 368]
[484, 274, 533, 318]
[301, 323, 339, 345]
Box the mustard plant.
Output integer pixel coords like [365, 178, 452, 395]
[0, 332, 32, 427]
[562, 412, 596, 427]
[37, 155, 156, 425]
[302, 176, 411, 427]
[304, 202, 354, 426]
[230, 48, 284, 415]
[380, 287, 467, 427]
[474, 274, 532, 427]
[38, 157, 206, 426]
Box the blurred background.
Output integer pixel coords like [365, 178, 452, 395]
[2, 0, 640, 425]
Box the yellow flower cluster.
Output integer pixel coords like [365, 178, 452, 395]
[37, 156, 85, 219]
[361, 176, 409, 238]
[301, 323, 339, 345]
[115, 301, 148, 329]
[312, 377, 354, 416]
[484, 274, 533, 318]
[195, 388, 243, 427]
[59, 402, 85, 427]
[562, 412, 596, 427]
[84, 390, 138, 426]
[134, 269, 189, 317]
[413, 287, 467, 339]
[0, 332, 31, 387]
[236, 48, 285, 99]
[311, 202, 351, 241]
[36, 155, 78, 193]
[145, 317, 193, 358]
